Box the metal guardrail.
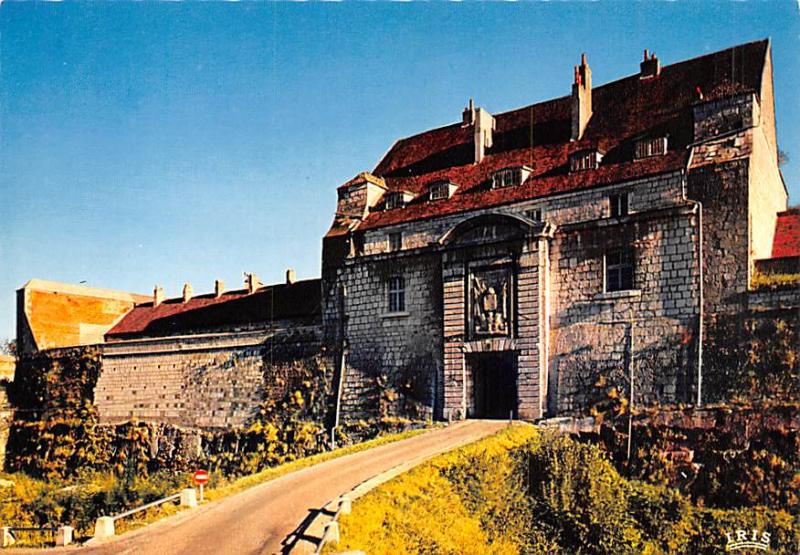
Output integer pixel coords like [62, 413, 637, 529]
[112, 493, 181, 521]
[93, 488, 197, 541]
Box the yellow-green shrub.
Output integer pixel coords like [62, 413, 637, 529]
[330, 425, 538, 554]
[331, 425, 800, 555]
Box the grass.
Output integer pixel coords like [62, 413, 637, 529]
[324, 424, 537, 555]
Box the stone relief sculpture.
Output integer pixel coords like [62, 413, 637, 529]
[470, 268, 511, 337]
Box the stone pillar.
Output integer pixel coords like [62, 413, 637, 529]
[94, 516, 115, 539]
[56, 526, 73, 546]
[180, 488, 198, 508]
[324, 521, 340, 544]
[442, 254, 466, 419]
[1, 527, 15, 548]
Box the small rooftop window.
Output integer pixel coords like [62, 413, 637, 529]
[569, 150, 602, 172]
[384, 191, 413, 210]
[635, 136, 668, 159]
[491, 167, 530, 189]
[429, 180, 456, 201]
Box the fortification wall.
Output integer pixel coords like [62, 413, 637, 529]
[97, 327, 323, 430]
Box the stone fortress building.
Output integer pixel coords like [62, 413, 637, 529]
[15, 40, 800, 430]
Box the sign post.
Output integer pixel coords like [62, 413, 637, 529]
[193, 469, 209, 502]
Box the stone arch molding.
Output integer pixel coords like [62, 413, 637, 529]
[437, 212, 547, 248]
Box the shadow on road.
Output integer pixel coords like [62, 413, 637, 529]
[280, 505, 334, 554]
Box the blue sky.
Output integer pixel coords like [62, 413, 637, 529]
[1, 2, 798, 341]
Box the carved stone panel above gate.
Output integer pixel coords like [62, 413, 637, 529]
[469, 266, 513, 339]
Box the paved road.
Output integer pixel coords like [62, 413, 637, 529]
[76, 420, 506, 555]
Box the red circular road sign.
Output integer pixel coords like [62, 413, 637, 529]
[193, 470, 210, 485]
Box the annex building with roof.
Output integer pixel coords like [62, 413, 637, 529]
[13, 40, 799, 432]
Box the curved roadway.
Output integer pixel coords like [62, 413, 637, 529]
[73, 420, 506, 555]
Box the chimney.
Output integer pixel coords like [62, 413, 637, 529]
[286, 268, 296, 285]
[462, 98, 475, 127]
[473, 107, 495, 164]
[245, 272, 261, 294]
[571, 53, 593, 141]
[214, 279, 225, 298]
[153, 286, 164, 307]
[640, 49, 661, 79]
[182, 283, 193, 303]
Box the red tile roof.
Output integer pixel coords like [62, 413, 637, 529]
[106, 279, 321, 339]
[771, 209, 800, 259]
[343, 40, 768, 232]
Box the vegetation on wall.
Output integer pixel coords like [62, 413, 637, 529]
[330, 426, 800, 555]
[704, 311, 798, 403]
[597, 403, 800, 514]
[1, 345, 428, 544]
[751, 271, 800, 290]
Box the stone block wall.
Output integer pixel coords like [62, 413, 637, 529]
[360, 172, 686, 256]
[337, 251, 443, 421]
[692, 93, 756, 143]
[747, 287, 800, 310]
[548, 208, 700, 413]
[96, 327, 322, 430]
[688, 159, 750, 314]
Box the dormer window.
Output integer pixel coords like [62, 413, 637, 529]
[384, 191, 413, 210]
[491, 167, 530, 189]
[569, 150, 602, 172]
[635, 136, 667, 159]
[429, 180, 456, 201]
[385, 193, 404, 210]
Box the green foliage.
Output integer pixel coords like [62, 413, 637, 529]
[525, 432, 642, 554]
[330, 425, 539, 555]
[752, 271, 800, 290]
[6, 347, 111, 479]
[628, 481, 693, 554]
[704, 313, 799, 403]
[333, 426, 800, 555]
[0, 469, 189, 544]
[599, 404, 800, 514]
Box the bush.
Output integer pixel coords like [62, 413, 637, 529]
[332, 426, 800, 555]
[524, 432, 642, 554]
[330, 425, 538, 554]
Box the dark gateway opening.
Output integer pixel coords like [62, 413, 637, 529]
[469, 351, 518, 419]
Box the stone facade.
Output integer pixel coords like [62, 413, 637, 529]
[322, 41, 794, 422]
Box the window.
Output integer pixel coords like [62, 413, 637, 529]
[569, 150, 601, 172]
[429, 181, 451, 201]
[388, 232, 402, 252]
[492, 167, 523, 189]
[385, 192, 405, 210]
[609, 193, 629, 218]
[388, 276, 405, 313]
[635, 136, 667, 159]
[526, 208, 544, 222]
[605, 250, 635, 292]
